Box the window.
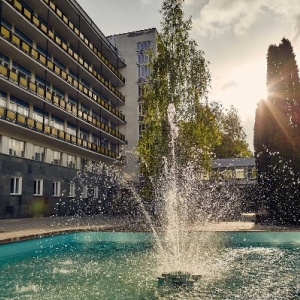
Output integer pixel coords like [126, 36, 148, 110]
[51, 115, 64, 130]
[137, 41, 151, 51]
[14, 28, 32, 46]
[33, 107, 49, 124]
[93, 186, 99, 199]
[235, 168, 245, 179]
[53, 150, 61, 165]
[92, 111, 100, 121]
[138, 85, 146, 98]
[0, 90, 7, 107]
[110, 143, 117, 153]
[67, 154, 76, 169]
[139, 123, 147, 137]
[9, 138, 25, 157]
[12, 61, 31, 76]
[0, 52, 9, 68]
[138, 103, 144, 116]
[67, 122, 76, 135]
[53, 181, 61, 197]
[33, 145, 45, 161]
[9, 97, 29, 117]
[80, 129, 89, 141]
[68, 96, 77, 107]
[82, 186, 88, 198]
[101, 116, 109, 125]
[33, 179, 43, 196]
[137, 52, 149, 64]
[10, 177, 22, 195]
[138, 65, 150, 81]
[69, 183, 75, 197]
[80, 103, 89, 114]
[81, 159, 93, 172]
[92, 135, 100, 146]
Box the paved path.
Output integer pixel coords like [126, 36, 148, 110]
[0, 214, 299, 244]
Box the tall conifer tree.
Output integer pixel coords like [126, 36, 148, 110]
[254, 38, 300, 224]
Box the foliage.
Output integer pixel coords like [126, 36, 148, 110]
[254, 38, 300, 224]
[213, 105, 252, 158]
[137, 0, 215, 196]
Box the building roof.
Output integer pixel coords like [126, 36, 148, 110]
[212, 158, 255, 169]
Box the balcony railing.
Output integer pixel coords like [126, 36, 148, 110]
[41, 0, 125, 83]
[0, 105, 117, 159]
[6, 0, 125, 102]
[0, 63, 126, 142]
[0, 24, 126, 122]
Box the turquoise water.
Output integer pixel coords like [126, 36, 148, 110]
[0, 231, 300, 299]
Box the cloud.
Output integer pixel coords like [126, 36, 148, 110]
[141, 0, 152, 6]
[222, 80, 239, 91]
[192, 0, 300, 38]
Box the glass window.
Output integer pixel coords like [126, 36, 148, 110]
[0, 90, 7, 107]
[92, 135, 100, 146]
[1, 18, 12, 30]
[53, 58, 66, 70]
[67, 122, 76, 135]
[52, 86, 65, 98]
[139, 124, 147, 137]
[67, 154, 76, 169]
[139, 103, 144, 116]
[33, 179, 43, 196]
[9, 138, 25, 157]
[12, 62, 31, 77]
[33, 107, 49, 124]
[82, 186, 88, 198]
[102, 116, 108, 125]
[33, 145, 45, 162]
[53, 150, 61, 165]
[10, 177, 22, 195]
[68, 96, 77, 106]
[235, 168, 245, 179]
[14, 28, 32, 45]
[51, 115, 64, 130]
[81, 103, 89, 114]
[69, 183, 75, 197]
[9, 96, 29, 116]
[93, 186, 99, 199]
[92, 111, 100, 121]
[80, 129, 89, 141]
[53, 181, 61, 197]
[0, 53, 9, 67]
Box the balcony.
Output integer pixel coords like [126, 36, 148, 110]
[0, 63, 126, 142]
[0, 105, 118, 159]
[5, 0, 125, 103]
[1, 23, 125, 121]
[42, 0, 125, 84]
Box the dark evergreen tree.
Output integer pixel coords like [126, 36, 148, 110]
[254, 38, 300, 224]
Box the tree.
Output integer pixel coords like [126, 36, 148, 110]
[213, 105, 252, 158]
[254, 38, 300, 224]
[137, 0, 217, 195]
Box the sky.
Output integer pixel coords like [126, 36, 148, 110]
[77, 0, 300, 151]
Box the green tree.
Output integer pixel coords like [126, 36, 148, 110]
[137, 0, 217, 195]
[254, 38, 300, 224]
[213, 105, 252, 158]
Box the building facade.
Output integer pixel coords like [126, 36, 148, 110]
[108, 28, 158, 183]
[210, 158, 256, 183]
[0, 0, 126, 217]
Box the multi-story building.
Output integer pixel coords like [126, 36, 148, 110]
[0, 0, 126, 217]
[108, 28, 158, 184]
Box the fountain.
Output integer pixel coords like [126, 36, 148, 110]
[1, 107, 300, 299]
